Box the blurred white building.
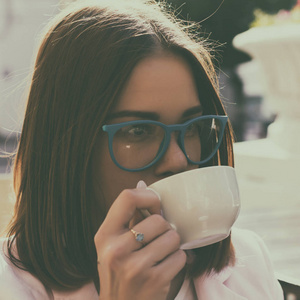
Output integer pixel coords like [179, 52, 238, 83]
[0, 0, 59, 137]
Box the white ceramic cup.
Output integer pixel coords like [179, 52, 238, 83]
[147, 166, 240, 249]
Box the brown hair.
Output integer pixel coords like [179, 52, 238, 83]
[6, 0, 235, 291]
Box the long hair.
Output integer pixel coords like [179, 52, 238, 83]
[6, 0, 235, 291]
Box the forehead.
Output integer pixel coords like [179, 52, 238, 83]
[112, 53, 201, 122]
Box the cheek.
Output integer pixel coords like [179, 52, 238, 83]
[92, 138, 143, 209]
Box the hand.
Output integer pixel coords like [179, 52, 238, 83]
[94, 187, 187, 300]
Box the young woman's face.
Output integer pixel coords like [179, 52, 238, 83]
[93, 53, 202, 210]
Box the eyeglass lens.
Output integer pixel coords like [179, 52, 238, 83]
[112, 117, 222, 170]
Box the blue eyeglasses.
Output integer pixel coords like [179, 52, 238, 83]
[102, 115, 228, 172]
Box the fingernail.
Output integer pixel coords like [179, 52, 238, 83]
[136, 180, 147, 189]
[170, 223, 177, 230]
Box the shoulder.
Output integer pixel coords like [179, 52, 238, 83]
[231, 227, 274, 270]
[192, 229, 283, 299]
[231, 227, 270, 256]
[0, 237, 51, 300]
[0, 237, 25, 298]
[228, 228, 284, 299]
[0, 237, 17, 285]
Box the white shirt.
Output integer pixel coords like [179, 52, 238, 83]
[175, 228, 284, 300]
[0, 228, 284, 299]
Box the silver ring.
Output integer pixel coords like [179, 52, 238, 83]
[130, 229, 145, 246]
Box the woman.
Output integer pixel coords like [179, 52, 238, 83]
[0, 0, 283, 299]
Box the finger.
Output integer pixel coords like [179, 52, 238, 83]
[101, 188, 161, 234]
[136, 180, 153, 218]
[128, 209, 147, 230]
[152, 249, 187, 282]
[136, 229, 182, 266]
[127, 214, 172, 250]
[128, 180, 153, 228]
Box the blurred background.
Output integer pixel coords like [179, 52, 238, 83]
[0, 0, 300, 297]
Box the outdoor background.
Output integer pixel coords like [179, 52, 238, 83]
[0, 0, 300, 294]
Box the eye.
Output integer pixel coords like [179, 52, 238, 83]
[185, 121, 203, 137]
[115, 124, 158, 143]
[127, 124, 154, 136]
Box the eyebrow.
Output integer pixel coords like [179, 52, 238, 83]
[181, 105, 203, 118]
[106, 104, 203, 122]
[106, 110, 160, 121]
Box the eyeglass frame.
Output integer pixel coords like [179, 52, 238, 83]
[102, 114, 228, 172]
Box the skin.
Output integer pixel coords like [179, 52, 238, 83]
[93, 53, 202, 300]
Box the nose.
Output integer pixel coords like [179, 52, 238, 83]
[154, 133, 189, 176]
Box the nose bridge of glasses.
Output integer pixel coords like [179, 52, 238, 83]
[164, 124, 186, 153]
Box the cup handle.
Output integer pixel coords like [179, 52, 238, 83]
[138, 183, 176, 230]
[145, 187, 161, 201]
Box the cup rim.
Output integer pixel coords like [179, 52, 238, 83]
[149, 165, 235, 187]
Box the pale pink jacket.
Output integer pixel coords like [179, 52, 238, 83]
[0, 228, 283, 299]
